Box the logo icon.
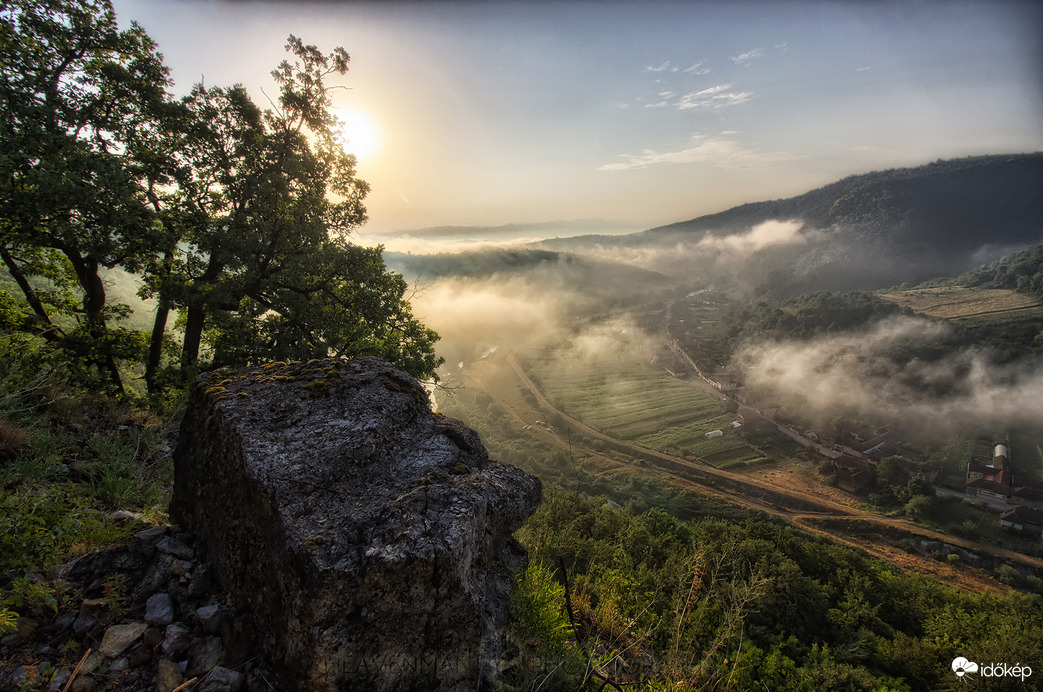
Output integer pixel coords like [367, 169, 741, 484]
[952, 657, 979, 677]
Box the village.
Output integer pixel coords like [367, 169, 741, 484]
[655, 297, 1043, 542]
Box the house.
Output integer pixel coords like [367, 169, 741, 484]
[705, 430, 724, 439]
[966, 477, 1012, 511]
[1000, 505, 1043, 536]
[705, 369, 743, 392]
[1008, 482, 1043, 510]
[833, 454, 874, 493]
[965, 447, 1013, 510]
[892, 445, 927, 464]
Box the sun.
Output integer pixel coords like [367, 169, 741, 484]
[335, 107, 380, 162]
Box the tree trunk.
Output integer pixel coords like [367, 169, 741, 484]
[180, 254, 226, 370]
[145, 250, 175, 394]
[0, 245, 63, 340]
[181, 304, 206, 368]
[66, 248, 123, 393]
[145, 303, 169, 394]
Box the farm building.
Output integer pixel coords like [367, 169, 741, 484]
[1010, 483, 1043, 510]
[1000, 505, 1043, 537]
[966, 478, 1012, 511]
[966, 448, 1014, 510]
[705, 430, 724, 439]
[833, 454, 874, 493]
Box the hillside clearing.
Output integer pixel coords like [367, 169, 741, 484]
[879, 286, 1043, 322]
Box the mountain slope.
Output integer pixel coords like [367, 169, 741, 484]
[539, 154, 1043, 295]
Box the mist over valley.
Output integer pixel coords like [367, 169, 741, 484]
[385, 154, 1043, 559]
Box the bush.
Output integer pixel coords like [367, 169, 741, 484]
[904, 494, 938, 520]
[0, 419, 28, 460]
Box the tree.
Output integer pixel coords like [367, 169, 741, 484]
[1, 2, 442, 393]
[140, 37, 442, 390]
[0, 0, 177, 392]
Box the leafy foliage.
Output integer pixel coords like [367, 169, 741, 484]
[510, 489, 1043, 690]
[942, 242, 1043, 299]
[719, 291, 909, 347]
[0, 0, 175, 391]
[1, 1, 442, 396]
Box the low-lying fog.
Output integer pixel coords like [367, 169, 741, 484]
[373, 217, 1041, 441]
[736, 315, 1043, 434]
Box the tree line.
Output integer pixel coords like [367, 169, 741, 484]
[0, 0, 442, 395]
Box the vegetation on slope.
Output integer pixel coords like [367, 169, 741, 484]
[0, 344, 174, 638]
[506, 489, 1043, 691]
[929, 242, 1043, 300]
[541, 154, 1043, 295]
[647, 154, 1043, 248]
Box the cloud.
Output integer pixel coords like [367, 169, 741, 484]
[412, 276, 565, 368]
[598, 133, 799, 172]
[676, 84, 753, 110]
[360, 232, 550, 256]
[683, 61, 711, 75]
[644, 61, 678, 73]
[731, 48, 765, 66]
[697, 219, 807, 253]
[644, 90, 676, 108]
[735, 316, 1043, 432]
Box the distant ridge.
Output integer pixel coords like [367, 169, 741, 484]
[538, 153, 1043, 294]
[380, 218, 643, 239]
[643, 153, 1043, 246]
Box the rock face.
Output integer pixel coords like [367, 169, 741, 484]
[170, 357, 542, 691]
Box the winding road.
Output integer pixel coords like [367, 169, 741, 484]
[477, 351, 1043, 587]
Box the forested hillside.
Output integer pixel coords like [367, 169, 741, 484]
[539, 154, 1043, 295]
[938, 242, 1043, 298]
[645, 154, 1043, 245]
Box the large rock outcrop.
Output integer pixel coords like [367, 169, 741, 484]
[170, 358, 541, 691]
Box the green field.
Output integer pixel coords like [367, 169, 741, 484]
[524, 348, 791, 469]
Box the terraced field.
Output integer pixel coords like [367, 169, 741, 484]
[879, 286, 1043, 322]
[523, 350, 786, 468]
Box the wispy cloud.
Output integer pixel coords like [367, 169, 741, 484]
[675, 84, 753, 110]
[598, 133, 800, 172]
[730, 48, 765, 66]
[644, 61, 678, 73]
[683, 61, 711, 75]
[642, 89, 676, 108]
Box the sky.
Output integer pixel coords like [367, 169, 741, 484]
[111, 0, 1043, 235]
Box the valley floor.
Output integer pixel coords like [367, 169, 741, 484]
[452, 350, 1042, 596]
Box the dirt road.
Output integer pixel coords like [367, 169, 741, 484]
[468, 352, 1043, 592]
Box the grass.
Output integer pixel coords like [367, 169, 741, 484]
[524, 348, 780, 469]
[924, 496, 1043, 559]
[878, 286, 1043, 322]
[0, 358, 175, 631]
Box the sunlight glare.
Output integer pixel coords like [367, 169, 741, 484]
[336, 107, 380, 162]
